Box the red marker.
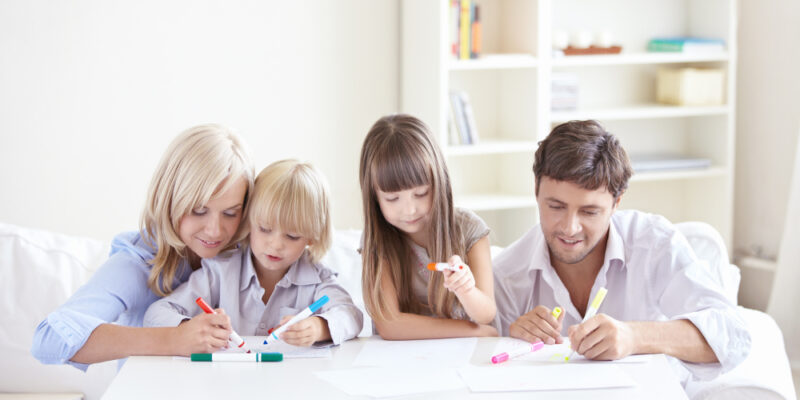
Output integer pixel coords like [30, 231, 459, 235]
[195, 297, 248, 351]
[427, 262, 463, 272]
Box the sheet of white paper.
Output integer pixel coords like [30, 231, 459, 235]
[315, 367, 465, 398]
[352, 337, 477, 367]
[458, 364, 637, 392]
[492, 337, 653, 363]
[221, 336, 332, 358]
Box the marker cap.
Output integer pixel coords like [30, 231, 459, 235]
[309, 295, 330, 313]
[259, 352, 283, 362]
[491, 353, 509, 364]
[191, 353, 212, 362]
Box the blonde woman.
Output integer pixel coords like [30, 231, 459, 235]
[144, 159, 363, 349]
[359, 114, 497, 339]
[32, 124, 254, 369]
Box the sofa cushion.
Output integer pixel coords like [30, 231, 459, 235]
[675, 221, 741, 304]
[0, 223, 117, 400]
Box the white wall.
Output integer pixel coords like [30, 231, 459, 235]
[735, 0, 800, 309]
[0, 0, 399, 241]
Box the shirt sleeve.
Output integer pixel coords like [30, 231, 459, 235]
[143, 264, 218, 328]
[30, 251, 156, 371]
[457, 208, 491, 251]
[653, 232, 752, 380]
[312, 268, 364, 345]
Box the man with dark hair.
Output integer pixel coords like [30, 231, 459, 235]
[494, 120, 750, 382]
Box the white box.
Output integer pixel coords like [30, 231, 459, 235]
[657, 68, 725, 106]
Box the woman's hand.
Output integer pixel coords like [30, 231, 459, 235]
[174, 308, 232, 355]
[442, 255, 475, 296]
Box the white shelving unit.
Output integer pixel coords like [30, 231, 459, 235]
[402, 0, 737, 248]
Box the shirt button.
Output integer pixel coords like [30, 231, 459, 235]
[259, 323, 266, 329]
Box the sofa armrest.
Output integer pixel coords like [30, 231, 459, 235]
[684, 307, 797, 400]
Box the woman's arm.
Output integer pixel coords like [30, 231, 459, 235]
[70, 324, 179, 363]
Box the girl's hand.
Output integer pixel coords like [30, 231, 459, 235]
[175, 308, 232, 355]
[278, 315, 328, 347]
[442, 255, 475, 296]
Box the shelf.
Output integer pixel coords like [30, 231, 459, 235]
[454, 194, 537, 211]
[448, 54, 537, 71]
[551, 52, 730, 67]
[551, 104, 730, 122]
[630, 167, 727, 182]
[446, 140, 538, 156]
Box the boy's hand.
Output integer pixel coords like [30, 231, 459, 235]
[175, 308, 232, 355]
[442, 255, 475, 296]
[278, 315, 329, 347]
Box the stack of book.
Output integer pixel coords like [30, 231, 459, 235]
[647, 37, 725, 53]
[449, 0, 481, 60]
[448, 90, 479, 145]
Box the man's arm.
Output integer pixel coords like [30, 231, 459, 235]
[568, 314, 717, 362]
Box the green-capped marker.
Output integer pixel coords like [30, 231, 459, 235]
[190, 352, 283, 362]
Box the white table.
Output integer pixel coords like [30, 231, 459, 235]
[102, 337, 688, 399]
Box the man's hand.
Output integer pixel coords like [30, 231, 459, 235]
[509, 305, 564, 345]
[568, 313, 636, 360]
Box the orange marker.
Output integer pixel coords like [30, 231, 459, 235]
[196, 297, 249, 352]
[427, 262, 463, 272]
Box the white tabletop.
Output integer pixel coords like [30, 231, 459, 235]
[101, 337, 688, 399]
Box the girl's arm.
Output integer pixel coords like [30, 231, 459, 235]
[444, 236, 497, 324]
[373, 267, 497, 340]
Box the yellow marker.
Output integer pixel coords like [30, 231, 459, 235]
[551, 307, 562, 319]
[566, 287, 608, 362]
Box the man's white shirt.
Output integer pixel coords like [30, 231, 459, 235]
[493, 209, 751, 383]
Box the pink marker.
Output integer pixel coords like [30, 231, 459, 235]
[426, 262, 463, 272]
[491, 341, 545, 364]
[196, 297, 248, 352]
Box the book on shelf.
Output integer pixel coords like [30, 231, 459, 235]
[630, 154, 712, 173]
[448, 90, 480, 145]
[647, 37, 725, 53]
[451, 0, 481, 60]
[551, 72, 579, 111]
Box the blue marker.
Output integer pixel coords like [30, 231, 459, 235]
[263, 295, 330, 345]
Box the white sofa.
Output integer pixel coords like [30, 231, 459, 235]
[0, 222, 795, 399]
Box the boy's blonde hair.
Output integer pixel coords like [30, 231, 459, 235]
[247, 159, 332, 262]
[359, 114, 465, 321]
[140, 124, 254, 297]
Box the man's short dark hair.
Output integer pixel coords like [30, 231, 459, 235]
[533, 120, 633, 199]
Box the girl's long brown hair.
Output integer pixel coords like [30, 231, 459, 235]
[359, 114, 466, 321]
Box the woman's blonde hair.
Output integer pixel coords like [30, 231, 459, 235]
[359, 114, 465, 321]
[247, 159, 332, 262]
[140, 124, 254, 297]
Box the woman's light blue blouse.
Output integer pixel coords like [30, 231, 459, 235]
[30, 231, 194, 371]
